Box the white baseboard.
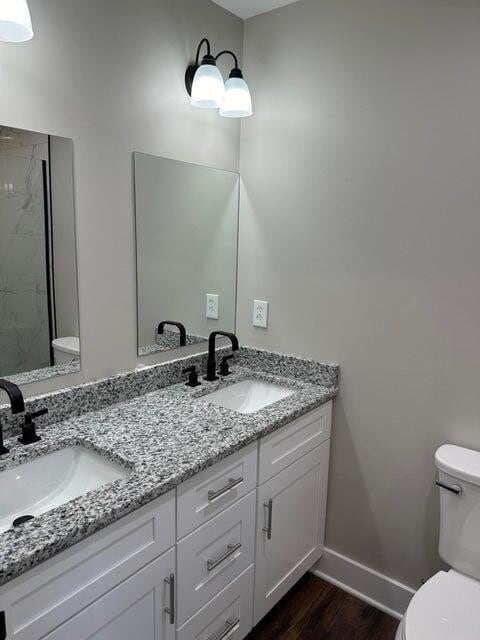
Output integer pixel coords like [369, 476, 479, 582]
[311, 547, 416, 620]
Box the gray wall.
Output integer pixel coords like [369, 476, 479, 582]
[239, 0, 480, 588]
[0, 0, 243, 395]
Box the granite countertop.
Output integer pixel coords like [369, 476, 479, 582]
[138, 329, 206, 356]
[0, 360, 337, 587]
[4, 359, 81, 386]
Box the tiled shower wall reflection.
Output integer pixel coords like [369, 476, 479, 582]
[0, 131, 51, 376]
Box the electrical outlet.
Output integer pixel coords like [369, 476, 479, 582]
[253, 300, 268, 328]
[206, 293, 219, 320]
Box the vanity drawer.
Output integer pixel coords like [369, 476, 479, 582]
[177, 490, 256, 626]
[258, 401, 332, 484]
[0, 491, 175, 640]
[177, 442, 257, 539]
[177, 565, 254, 640]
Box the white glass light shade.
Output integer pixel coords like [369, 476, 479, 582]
[219, 76, 253, 118]
[190, 64, 225, 109]
[0, 0, 33, 42]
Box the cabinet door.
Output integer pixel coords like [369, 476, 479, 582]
[41, 548, 176, 640]
[0, 491, 175, 640]
[254, 441, 330, 625]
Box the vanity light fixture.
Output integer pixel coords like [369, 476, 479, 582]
[185, 38, 252, 118]
[186, 38, 225, 109]
[216, 50, 253, 118]
[0, 0, 34, 42]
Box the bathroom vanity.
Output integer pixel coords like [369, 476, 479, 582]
[0, 347, 338, 640]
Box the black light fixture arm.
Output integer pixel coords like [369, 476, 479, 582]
[215, 50, 244, 78]
[195, 38, 212, 65]
[215, 50, 239, 70]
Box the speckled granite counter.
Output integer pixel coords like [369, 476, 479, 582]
[3, 359, 80, 386]
[0, 347, 338, 586]
[138, 329, 206, 355]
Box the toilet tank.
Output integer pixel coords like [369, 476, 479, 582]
[436, 444, 480, 581]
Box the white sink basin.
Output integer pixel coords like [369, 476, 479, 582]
[0, 446, 127, 533]
[204, 379, 295, 414]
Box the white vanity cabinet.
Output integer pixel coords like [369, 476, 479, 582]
[254, 442, 330, 623]
[175, 401, 332, 637]
[253, 401, 332, 623]
[0, 400, 333, 640]
[0, 491, 176, 640]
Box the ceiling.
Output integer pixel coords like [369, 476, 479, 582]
[212, 0, 301, 20]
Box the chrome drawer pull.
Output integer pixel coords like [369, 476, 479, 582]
[207, 618, 240, 640]
[207, 542, 242, 572]
[208, 477, 244, 502]
[435, 480, 463, 495]
[164, 573, 175, 625]
[262, 499, 273, 540]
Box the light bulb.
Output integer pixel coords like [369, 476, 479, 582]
[0, 0, 34, 42]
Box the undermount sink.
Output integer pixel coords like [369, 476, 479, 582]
[0, 446, 127, 534]
[204, 379, 295, 414]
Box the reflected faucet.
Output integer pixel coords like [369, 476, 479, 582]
[157, 321, 187, 347]
[205, 331, 239, 381]
[0, 379, 25, 455]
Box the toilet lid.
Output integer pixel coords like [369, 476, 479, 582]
[404, 570, 480, 640]
[52, 336, 80, 355]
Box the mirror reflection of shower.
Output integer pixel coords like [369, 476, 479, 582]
[0, 126, 80, 383]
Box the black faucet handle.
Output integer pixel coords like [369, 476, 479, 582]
[182, 366, 201, 388]
[25, 407, 48, 424]
[19, 407, 48, 445]
[219, 354, 234, 376]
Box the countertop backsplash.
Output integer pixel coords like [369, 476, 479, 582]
[0, 346, 338, 440]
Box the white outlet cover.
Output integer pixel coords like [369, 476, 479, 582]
[206, 293, 219, 320]
[253, 300, 268, 328]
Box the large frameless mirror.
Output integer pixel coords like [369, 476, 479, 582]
[0, 126, 80, 384]
[134, 153, 239, 356]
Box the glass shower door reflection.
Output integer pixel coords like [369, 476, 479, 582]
[0, 151, 52, 377]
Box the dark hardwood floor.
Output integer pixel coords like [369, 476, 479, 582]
[246, 574, 399, 640]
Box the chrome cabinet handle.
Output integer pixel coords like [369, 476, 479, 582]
[164, 573, 175, 625]
[207, 618, 240, 640]
[207, 542, 242, 572]
[435, 480, 463, 495]
[208, 477, 244, 502]
[262, 499, 273, 540]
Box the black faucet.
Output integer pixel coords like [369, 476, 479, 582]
[0, 379, 25, 455]
[157, 321, 187, 347]
[205, 331, 239, 381]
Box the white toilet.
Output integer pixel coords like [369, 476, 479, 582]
[396, 444, 480, 639]
[52, 336, 80, 364]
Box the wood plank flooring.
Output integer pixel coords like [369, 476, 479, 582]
[247, 574, 399, 640]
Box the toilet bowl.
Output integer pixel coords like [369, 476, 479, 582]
[398, 444, 480, 640]
[52, 336, 80, 364]
[397, 570, 480, 639]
